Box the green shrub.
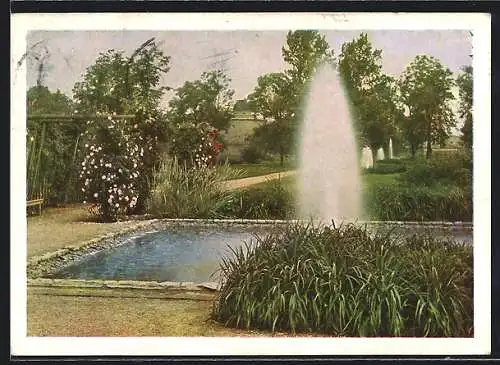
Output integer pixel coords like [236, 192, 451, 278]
[400, 154, 472, 189]
[147, 157, 241, 218]
[365, 163, 406, 175]
[368, 184, 472, 221]
[213, 222, 473, 337]
[217, 179, 295, 219]
[240, 144, 265, 164]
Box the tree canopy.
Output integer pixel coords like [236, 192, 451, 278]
[247, 30, 334, 165]
[337, 33, 397, 157]
[167, 70, 235, 132]
[456, 65, 473, 149]
[399, 55, 456, 159]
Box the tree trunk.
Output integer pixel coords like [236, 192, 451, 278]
[280, 152, 284, 167]
[411, 143, 417, 159]
[425, 112, 433, 160]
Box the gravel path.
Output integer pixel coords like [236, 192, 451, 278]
[223, 170, 296, 190]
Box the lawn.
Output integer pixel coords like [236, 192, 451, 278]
[226, 158, 296, 179]
[246, 171, 401, 193]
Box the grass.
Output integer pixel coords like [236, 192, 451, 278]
[213, 221, 473, 337]
[27, 291, 269, 337]
[27, 204, 134, 258]
[226, 159, 296, 179]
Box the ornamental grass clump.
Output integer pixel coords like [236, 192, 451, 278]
[148, 156, 242, 218]
[213, 221, 473, 337]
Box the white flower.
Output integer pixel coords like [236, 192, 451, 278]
[115, 203, 119, 208]
[81, 188, 85, 192]
[83, 200, 86, 204]
[85, 144, 89, 148]
[125, 196, 129, 201]
[108, 116, 112, 121]
[93, 193, 98, 198]
[81, 161, 85, 166]
[102, 175, 106, 180]
[118, 168, 122, 173]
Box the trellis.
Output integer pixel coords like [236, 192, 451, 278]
[26, 114, 136, 205]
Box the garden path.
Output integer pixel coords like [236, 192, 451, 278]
[223, 170, 296, 190]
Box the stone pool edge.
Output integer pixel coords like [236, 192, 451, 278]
[28, 218, 474, 298]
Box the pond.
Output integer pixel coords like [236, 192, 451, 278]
[47, 222, 473, 284]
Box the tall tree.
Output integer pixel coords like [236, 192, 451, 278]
[399, 55, 456, 159]
[247, 72, 295, 165]
[338, 33, 397, 160]
[166, 70, 234, 166]
[456, 65, 473, 149]
[246, 30, 334, 165]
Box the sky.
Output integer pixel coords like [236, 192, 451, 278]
[26, 30, 472, 106]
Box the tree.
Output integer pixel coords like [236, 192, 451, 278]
[73, 39, 171, 219]
[166, 70, 234, 166]
[247, 72, 295, 166]
[282, 30, 334, 87]
[337, 33, 397, 161]
[399, 55, 456, 159]
[167, 70, 234, 132]
[456, 65, 473, 149]
[246, 31, 334, 166]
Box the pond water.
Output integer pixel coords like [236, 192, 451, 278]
[48, 224, 473, 283]
[49, 227, 262, 283]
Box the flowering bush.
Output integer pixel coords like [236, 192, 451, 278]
[168, 122, 224, 169]
[78, 114, 154, 221]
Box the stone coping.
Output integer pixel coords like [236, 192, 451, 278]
[28, 278, 219, 301]
[28, 217, 473, 281]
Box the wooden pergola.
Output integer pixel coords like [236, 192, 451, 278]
[26, 114, 137, 210]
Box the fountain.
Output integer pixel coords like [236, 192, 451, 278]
[376, 147, 385, 161]
[298, 63, 361, 222]
[389, 137, 394, 159]
[361, 146, 374, 169]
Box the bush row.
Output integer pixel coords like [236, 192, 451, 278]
[213, 222, 473, 337]
[367, 184, 472, 221]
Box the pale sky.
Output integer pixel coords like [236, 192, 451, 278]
[26, 30, 472, 106]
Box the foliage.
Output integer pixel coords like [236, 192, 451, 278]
[247, 31, 334, 166]
[148, 157, 241, 218]
[338, 33, 400, 155]
[399, 153, 472, 189]
[456, 66, 473, 149]
[247, 72, 296, 166]
[399, 55, 456, 159]
[213, 222, 473, 337]
[365, 161, 406, 175]
[217, 179, 295, 219]
[167, 70, 235, 132]
[73, 40, 171, 219]
[168, 122, 225, 168]
[78, 116, 145, 222]
[368, 183, 472, 221]
[240, 144, 265, 164]
[26, 86, 78, 204]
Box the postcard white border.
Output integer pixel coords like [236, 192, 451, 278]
[11, 12, 491, 356]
